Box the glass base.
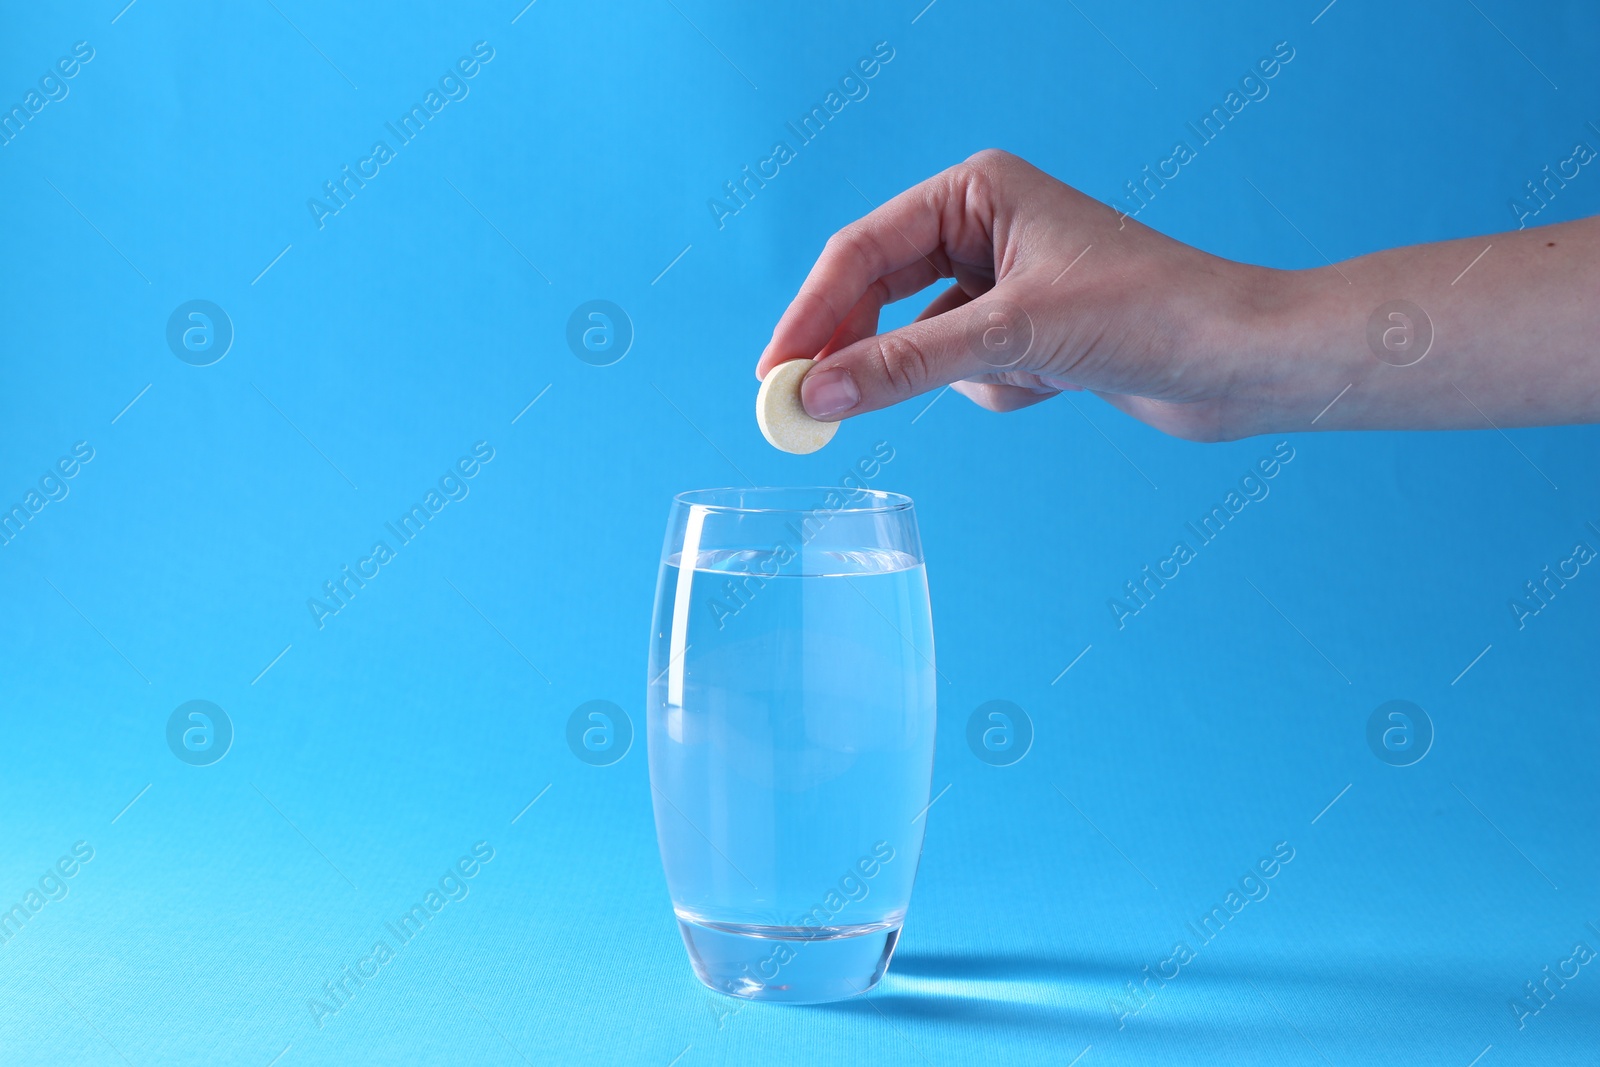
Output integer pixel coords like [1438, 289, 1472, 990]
[676, 916, 901, 1005]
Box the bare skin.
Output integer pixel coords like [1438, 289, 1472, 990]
[755, 149, 1600, 442]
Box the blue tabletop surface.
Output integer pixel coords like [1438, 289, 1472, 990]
[2, 1, 1597, 1064]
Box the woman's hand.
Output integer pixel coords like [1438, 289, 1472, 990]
[758, 149, 1600, 439]
[756, 149, 1279, 442]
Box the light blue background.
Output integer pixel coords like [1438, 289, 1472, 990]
[2, 1, 1597, 1064]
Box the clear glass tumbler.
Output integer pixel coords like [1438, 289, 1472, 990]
[647, 487, 937, 1004]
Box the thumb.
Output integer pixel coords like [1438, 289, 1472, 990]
[799, 294, 1041, 421]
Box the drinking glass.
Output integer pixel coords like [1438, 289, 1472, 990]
[647, 487, 937, 1004]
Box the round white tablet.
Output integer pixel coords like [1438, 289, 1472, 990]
[756, 359, 838, 455]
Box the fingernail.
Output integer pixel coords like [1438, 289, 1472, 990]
[801, 366, 859, 419]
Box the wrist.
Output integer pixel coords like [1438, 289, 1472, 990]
[1204, 262, 1361, 437]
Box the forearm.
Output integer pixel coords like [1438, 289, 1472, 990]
[1230, 216, 1600, 434]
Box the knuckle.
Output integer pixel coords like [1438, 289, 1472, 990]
[792, 286, 847, 332]
[953, 150, 1016, 212]
[827, 221, 873, 258]
[824, 222, 887, 279]
[964, 147, 1015, 172]
[955, 380, 1026, 413]
[874, 332, 935, 397]
[821, 227, 852, 254]
[961, 149, 1022, 195]
[957, 382, 1004, 412]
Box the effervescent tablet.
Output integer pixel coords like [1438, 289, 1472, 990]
[756, 359, 838, 455]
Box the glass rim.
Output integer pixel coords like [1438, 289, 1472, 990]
[673, 486, 914, 515]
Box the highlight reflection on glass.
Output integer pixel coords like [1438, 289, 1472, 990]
[647, 487, 937, 1004]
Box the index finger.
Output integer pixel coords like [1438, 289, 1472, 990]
[757, 160, 997, 379]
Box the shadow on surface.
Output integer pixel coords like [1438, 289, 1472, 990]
[892, 950, 1126, 982]
[808, 945, 1600, 1061]
[805, 950, 1113, 1033]
[809, 989, 1099, 1033]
